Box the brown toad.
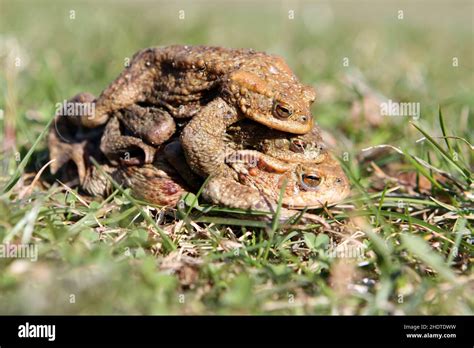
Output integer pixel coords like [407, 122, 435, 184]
[50, 116, 349, 216]
[54, 46, 315, 174]
[80, 149, 348, 221]
[209, 150, 350, 211]
[224, 119, 327, 165]
[82, 45, 314, 130]
[165, 122, 349, 214]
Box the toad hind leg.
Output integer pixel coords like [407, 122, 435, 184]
[113, 163, 188, 207]
[116, 105, 176, 146]
[81, 48, 161, 128]
[100, 115, 156, 166]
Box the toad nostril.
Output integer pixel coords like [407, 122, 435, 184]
[300, 115, 309, 123]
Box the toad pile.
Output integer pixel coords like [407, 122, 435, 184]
[48, 45, 350, 219]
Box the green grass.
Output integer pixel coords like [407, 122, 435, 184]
[0, 0, 472, 314]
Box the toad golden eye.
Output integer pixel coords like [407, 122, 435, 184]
[273, 102, 293, 119]
[300, 173, 321, 190]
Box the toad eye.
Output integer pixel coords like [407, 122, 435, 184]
[290, 139, 306, 153]
[273, 101, 293, 119]
[300, 173, 322, 190]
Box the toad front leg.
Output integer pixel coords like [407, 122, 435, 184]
[180, 97, 241, 178]
[203, 175, 275, 212]
[203, 175, 322, 224]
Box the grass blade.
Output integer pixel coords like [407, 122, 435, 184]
[447, 218, 468, 265]
[411, 122, 471, 182]
[438, 107, 454, 156]
[401, 233, 456, 282]
[2, 116, 54, 194]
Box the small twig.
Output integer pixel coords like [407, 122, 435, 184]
[18, 159, 55, 199]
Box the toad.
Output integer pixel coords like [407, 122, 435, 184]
[50, 117, 349, 215]
[53, 46, 315, 175]
[203, 150, 350, 213]
[83, 150, 349, 218]
[224, 119, 327, 164]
